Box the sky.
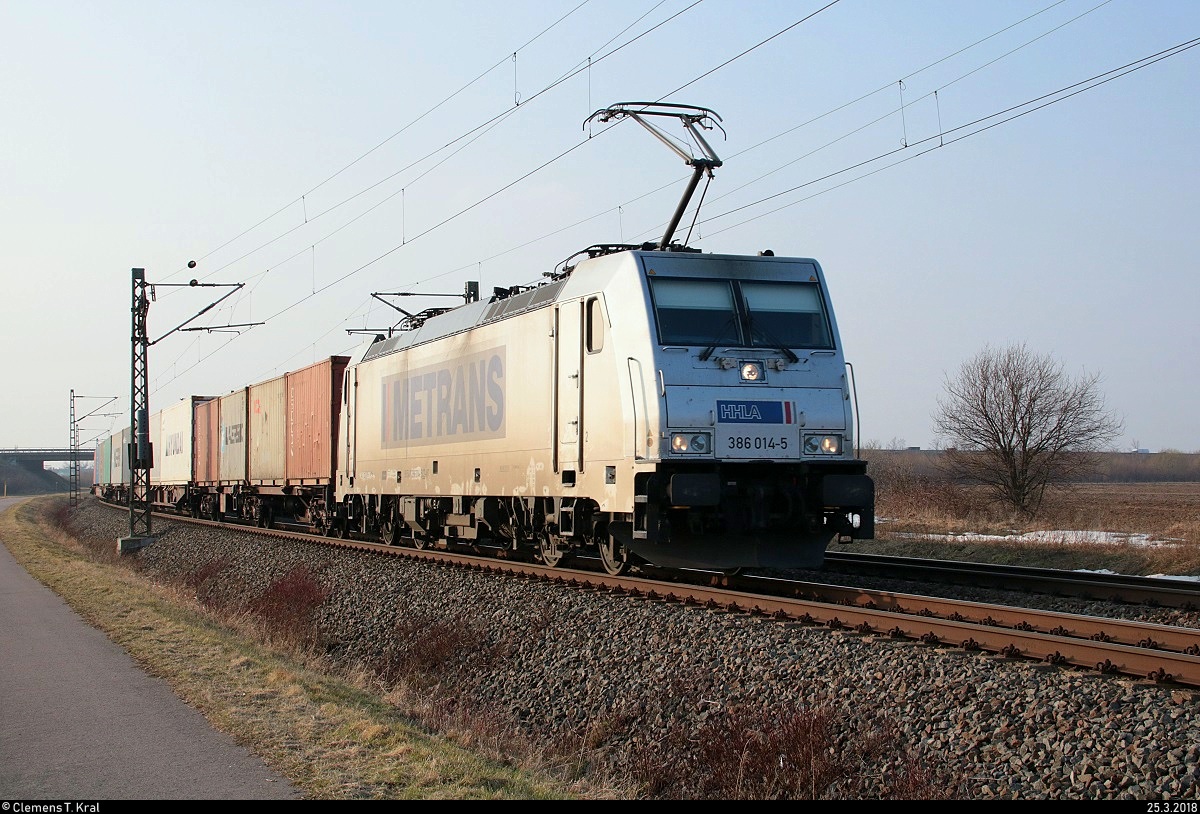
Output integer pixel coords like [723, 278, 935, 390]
[2, 0, 1197, 454]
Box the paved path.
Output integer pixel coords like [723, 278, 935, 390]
[0, 497, 301, 799]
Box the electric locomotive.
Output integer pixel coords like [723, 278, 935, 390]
[332, 234, 873, 573]
[328, 103, 873, 573]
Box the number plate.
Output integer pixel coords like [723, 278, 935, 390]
[717, 430, 796, 459]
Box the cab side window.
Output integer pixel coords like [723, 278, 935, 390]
[586, 296, 605, 353]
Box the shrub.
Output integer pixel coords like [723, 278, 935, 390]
[625, 700, 963, 799]
[245, 566, 330, 648]
[374, 611, 490, 688]
[181, 556, 233, 610]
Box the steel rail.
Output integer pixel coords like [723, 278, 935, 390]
[823, 550, 1200, 609]
[93, 498, 1200, 689]
[741, 575, 1200, 655]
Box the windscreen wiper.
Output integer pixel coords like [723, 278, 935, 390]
[699, 316, 741, 361]
[748, 320, 800, 363]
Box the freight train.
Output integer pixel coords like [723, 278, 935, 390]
[93, 104, 875, 574]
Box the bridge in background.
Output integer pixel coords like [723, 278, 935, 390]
[0, 448, 82, 466]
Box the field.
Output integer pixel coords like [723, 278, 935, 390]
[860, 474, 1200, 576]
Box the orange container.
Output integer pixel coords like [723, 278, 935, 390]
[193, 397, 220, 484]
[285, 356, 349, 483]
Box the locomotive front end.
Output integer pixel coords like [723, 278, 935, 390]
[612, 250, 874, 571]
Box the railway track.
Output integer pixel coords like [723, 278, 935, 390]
[821, 550, 1200, 609]
[99, 499, 1200, 690]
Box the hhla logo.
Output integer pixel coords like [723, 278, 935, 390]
[715, 401, 792, 424]
[719, 403, 762, 421]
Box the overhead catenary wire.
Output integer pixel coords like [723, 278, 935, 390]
[157, 0, 697, 375]
[151, 3, 716, 392]
[625, 0, 1131, 242]
[180, 0, 706, 288]
[626, 0, 1118, 243]
[258, 137, 599, 325]
[149, 0, 703, 382]
[248, 0, 834, 308]
[151, 7, 1192, 403]
[657, 0, 841, 100]
[165, 0, 600, 282]
[695, 36, 1200, 240]
[136, 0, 1014, 389]
[158, 0, 836, 379]
[144, 0, 1048, 391]
[371, 0, 1113, 292]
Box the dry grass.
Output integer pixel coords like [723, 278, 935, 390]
[1043, 483, 1200, 543]
[15, 474, 1193, 799]
[862, 458, 1200, 574]
[0, 498, 594, 800]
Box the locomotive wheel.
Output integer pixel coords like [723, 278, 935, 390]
[539, 531, 566, 568]
[411, 534, 429, 550]
[596, 535, 628, 576]
[380, 515, 399, 546]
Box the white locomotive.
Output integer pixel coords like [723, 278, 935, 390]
[333, 239, 875, 574]
[330, 104, 873, 574]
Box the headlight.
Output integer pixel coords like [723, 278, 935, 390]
[740, 361, 764, 382]
[671, 432, 712, 454]
[803, 434, 842, 455]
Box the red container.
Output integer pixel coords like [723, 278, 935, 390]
[193, 397, 220, 485]
[285, 356, 349, 484]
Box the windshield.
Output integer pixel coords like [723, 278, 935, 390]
[649, 277, 833, 349]
[741, 281, 832, 349]
[650, 278, 743, 346]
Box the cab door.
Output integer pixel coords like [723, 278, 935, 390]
[343, 367, 357, 487]
[554, 302, 584, 475]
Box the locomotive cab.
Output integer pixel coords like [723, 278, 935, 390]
[589, 247, 875, 571]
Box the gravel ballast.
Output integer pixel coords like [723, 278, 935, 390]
[65, 500, 1200, 799]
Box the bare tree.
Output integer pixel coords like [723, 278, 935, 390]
[933, 343, 1123, 515]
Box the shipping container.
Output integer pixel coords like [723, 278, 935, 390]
[94, 436, 111, 486]
[219, 388, 248, 483]
[149, 410, 162, 484]
[286, 356, 349, 483]
[248, 375, 286, 483]
[194, 398, 220, 484]
[160, 397, 208, 485]
[112, 427, 130, 486]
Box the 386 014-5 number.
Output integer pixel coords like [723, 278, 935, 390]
[726, 435, 788, 451]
